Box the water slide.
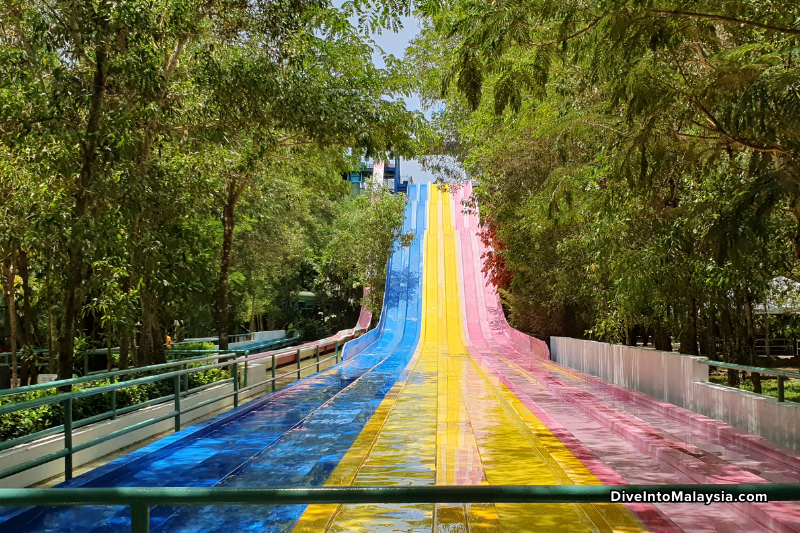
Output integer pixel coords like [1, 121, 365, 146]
[3, 184, 800, 532]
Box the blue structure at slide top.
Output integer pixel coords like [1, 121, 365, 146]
[344, 156, 409, 195]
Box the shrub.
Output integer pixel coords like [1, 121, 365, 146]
[0, 364, 231, 443]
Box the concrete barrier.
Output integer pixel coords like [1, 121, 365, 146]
[550, 337, 800, 451]
[228, 330, 285, 349]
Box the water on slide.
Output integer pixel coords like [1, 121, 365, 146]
[2, 184, 799, 533]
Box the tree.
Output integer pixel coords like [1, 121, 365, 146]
[321, 184, 414, 317]
[0, 0, 424, 381]
[406, 0, 799, 376]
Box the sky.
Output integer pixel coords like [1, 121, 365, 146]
[334, 3, 437, 183]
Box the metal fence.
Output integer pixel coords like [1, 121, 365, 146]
[0, 336, 353, 482]
[0, 335, 301, 384]
[698, 358, 800, 402]
[1, 484, 798, 533]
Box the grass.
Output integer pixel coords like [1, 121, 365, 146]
[708, 374, 800, 403]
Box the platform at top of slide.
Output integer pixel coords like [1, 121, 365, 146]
[3, 184, 799, 533]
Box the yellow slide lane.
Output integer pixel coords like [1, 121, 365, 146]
[294, 187, 647, 532]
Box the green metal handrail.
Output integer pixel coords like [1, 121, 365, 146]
[698, 358, 799, 402]
[0, 350, 238, 398]
[0, 336, 299, 379]
[0, 484, 797, 533]
[0, 338, 347, 482]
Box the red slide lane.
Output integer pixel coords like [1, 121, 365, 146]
[453, 183, 800, 533]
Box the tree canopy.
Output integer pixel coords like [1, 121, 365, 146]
[407, 0, 800, 376]
[0, 0, 422, 385]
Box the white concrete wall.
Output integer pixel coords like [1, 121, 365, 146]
[251, 330, 285, 343]
[551, 337, 800, 451]
[0, 363, 268, 489]
[221, 329, 286, 349]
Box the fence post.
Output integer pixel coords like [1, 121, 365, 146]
[316, 345, 320, 372]
[232, 363, 239, 408]
[296, 349, 301, 380]
[173, 375, 181, 432]
[335, 341, 339, 363]
[778, 376, 785, 402]
[183, 365, 189, 396]
[131, 503, 150, 533]
[83, 352, 88, 376]
[63, 398, 73, 480]
[244, 351, 249, 388]
[110, 375, 117, 420]
[271, 354, 276, 392]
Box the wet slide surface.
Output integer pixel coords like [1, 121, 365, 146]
[3, 183, 799, 532]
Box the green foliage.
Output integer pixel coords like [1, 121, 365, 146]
[319, 185, 414, 317]
[166, 342, 216, 351]
[709, 375, 800, 404]
[0, 0, 423, 375]
[0, 364, 230, 442]
[408, 0, 800, 365]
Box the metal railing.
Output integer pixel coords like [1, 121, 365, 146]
[0, 336, 354, 482]
[0, 336, 300, 381]
[0, 484, 798, 533]
[698, 359, 800, 402]
[755, 338, 796, 357]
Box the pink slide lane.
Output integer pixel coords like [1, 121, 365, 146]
[453, 183, 800, 533]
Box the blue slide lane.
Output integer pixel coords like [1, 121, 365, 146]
[0, 184, 427, 533]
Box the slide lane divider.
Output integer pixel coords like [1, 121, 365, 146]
[145, 184, 429, 533]
[291, 184, 430, 532]
[444, 188, 649, 533]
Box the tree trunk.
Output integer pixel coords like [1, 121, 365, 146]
[20, 351, 30, 387]
[719, 304, 740, 386]
[48, 308, 56, 373]
[57, 302, 69, 380]
[18, 251, 36, 346]
[708, 312, 718, 360]
[249, 291, 256, 334]
[743, 288, 761, 392]
[59, 40, 108, 386]
[45, 261, 56, 373]
[654, 319, 672, 352]
[3, 256, 19, 387]
[685, 294, 698, 355]
[118, 329, 128, 370]
[137, 330, 151, 367]
[151, 318, 166, 364]
[217, 199, 236, 351]
[790, 207, 800, 277]
[763, 303, 771, 357]
[137, 281, 154, 367]
[58, 247, 83, 382]
[654, 322, 664, 351]
[18, 250, 37, 385]
[131, 327, 139, 367]
[19, 352, 30, 388]
[744, 289, 756, 366]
